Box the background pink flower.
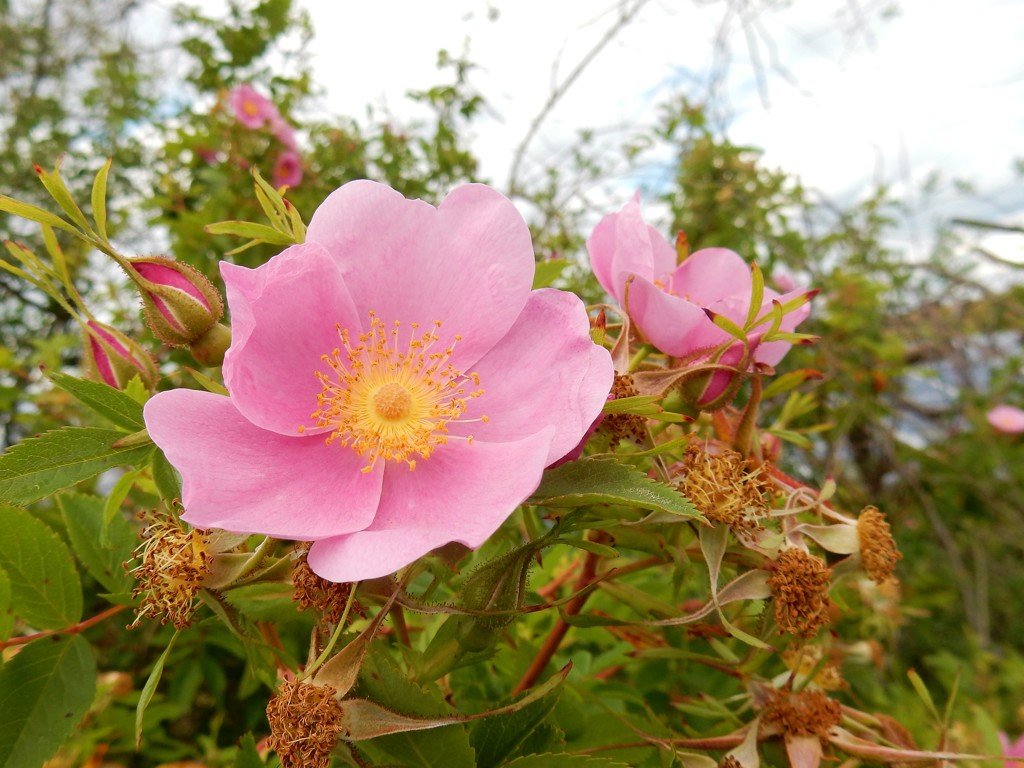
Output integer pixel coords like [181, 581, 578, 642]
[1001, 732, 1024, 768]
[587, 195, 812, 404]
[229, 84, 278, 129]
[272, 150, 302, 188]
[145, 181, 612, 582]
[987, 405, 1024, 434]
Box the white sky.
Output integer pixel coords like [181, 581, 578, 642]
[300, 0, 1024, 257]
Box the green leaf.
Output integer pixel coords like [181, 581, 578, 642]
[0, 194, 77, 234]
[58, 493, 135, 596]
[234, 733, 264, 768]
[504, 755, 630, 767]
[34, 160, 91, 231]
[533, 258, 568, 289]
[0, 504, 82, 629]
[151, 449, 182, 504]
[205, 220, 295, 245]
[0, 426, 153, 505]
[136, 630, 179, 750]
[558, 538, 619, 559]
[0, 635, 97, 768]
[470, 681, 561, 768]
[0, 567, 12, 642]
[356, 649, 476, 767]
[47, 371, 145, 431]
[91, 158, 113, 240]
[530, 458, 701, 519]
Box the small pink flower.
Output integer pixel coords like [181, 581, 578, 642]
[272, 150, 303, 189]
[269, 112, 298, 150]
[229, 84, 278, 129]
[987, 405, 1024, 434]
[144, 181, 613, 582]
[587, 194, 813, 404]
[1001, 732, 1024, 768]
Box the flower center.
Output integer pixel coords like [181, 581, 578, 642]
[307, 312, 486, 472]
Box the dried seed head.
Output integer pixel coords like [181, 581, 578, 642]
[601, 373, 647, 444]
[768, 548, 832, 638]
[676, 443, 770, 532]
[781, 645, 847, 691]
[762, 688, 842, 737]
[128, 518, 212, 630]
[718, 756, 743, 768]
[292, 547, 365, 626]
[857, 506, 902, 584]
[266, 678, 343, 768]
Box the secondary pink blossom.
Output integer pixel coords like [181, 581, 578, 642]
[272, 150, 302, 189]
[229, 84, 278, 129]
[987, 405, 1024, 434]
[587, 194, 812, 402]
[144, 181, 613, 582]
[269, 112, 298, 150]
[1001, 732, 1024, 768]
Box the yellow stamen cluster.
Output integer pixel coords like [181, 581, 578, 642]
[601, 373, 647, 444]
[781, 645, 847, 691]
[307, 312, 486, 472]
[266, 678, 343, 768]
[676, 443, 770, 533]
[857, 506, 902, 584]
[768, 548, 833, 639]
[762, 688, 842, 737]
[291, 546, 365, 627]
[128, 519, 212, 630]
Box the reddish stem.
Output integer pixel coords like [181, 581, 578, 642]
[512, 548, 600, 696]
[0, 604, 129, 649]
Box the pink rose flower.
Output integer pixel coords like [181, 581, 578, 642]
[144, 181, 613, 582]
[269, 112, 298, 150]
[1001, 732, 1024, 768]
[587, 194, 813, 403]
[272, 150, 302, 189]
[229, 84, 278, 129]
[987, 405, 1024, 434]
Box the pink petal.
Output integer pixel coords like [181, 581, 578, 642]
[448, 289, 612, 465]
[667, 248, 751, 305]
[305, 181, 534, 369]
[306, 430, 554, 582]
[145, 389, 383, 539]
[988, 405, 1024, 434]
[627, 276, 729, 357]
[221, 242, 361, 436]
[586, 194, 676, 305]
[785, 734, 823, 768]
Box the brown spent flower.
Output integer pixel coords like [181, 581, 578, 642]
[266, 678, 343, 768]
[718, 756, 743, 768]
[781, 645, 847, 691]
[762, 688, 842, 737]
[128, 518, 212, 630]
[857, 506, 902, 584]
[292, 547, 365, 626]
[768, 548, 833, 638]
[676, 443, 771, 532]
[601, 373, 647, 444]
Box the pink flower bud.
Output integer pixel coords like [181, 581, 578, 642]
[83, 321, 158, 390]
[126, 257, 224, 348]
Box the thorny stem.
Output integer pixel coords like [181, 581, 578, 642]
[512, 546, 601, 696]
[0, 604, 129, 649]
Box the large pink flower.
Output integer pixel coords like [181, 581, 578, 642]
[229, 84, 278, 129]
[587, 195, 812, 401]
[144, 181, 612, 582]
